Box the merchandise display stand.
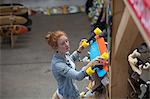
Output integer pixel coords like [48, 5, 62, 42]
[0, 3, 31, 48]
[111, 0, 150, 98]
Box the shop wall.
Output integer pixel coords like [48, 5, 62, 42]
[2, 0, 86, 8]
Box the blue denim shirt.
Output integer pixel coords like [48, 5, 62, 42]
[51, 51, 87, 99]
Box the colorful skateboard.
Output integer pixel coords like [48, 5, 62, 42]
[80, 27, 109, 98]
[45, 5, 84, 15]
[68, 5, 79, 14]
[80, 28, 109, 76]
[0, 25, 28, 36]
[0, 15, 28, 25]
[89, 36, 108, 77]
[83, 27, 108, 77]
[0, 5, 28, 16]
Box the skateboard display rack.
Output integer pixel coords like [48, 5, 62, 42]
[111, 0, 150, 98]
[28, 5, 85, 16]
[0, 3, 32, 48]
[80, 0, 112, 98]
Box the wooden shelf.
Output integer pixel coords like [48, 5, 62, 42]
[111, 0, 147, 98]
[123, 0, 150, 48]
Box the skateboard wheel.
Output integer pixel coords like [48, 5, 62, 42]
[86, 67, 95, 75]
[130, 91, 136, 97]
[82, 40, 89, 48]
[80, 91, 86, 97]
[94, 27, 102, 35]
[130, 91, 139, 98]
[101, 52, 109, 60]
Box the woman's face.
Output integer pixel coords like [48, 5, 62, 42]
[57, 35, 70, 53]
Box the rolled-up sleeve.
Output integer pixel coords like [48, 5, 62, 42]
[54, 62, 87, 81]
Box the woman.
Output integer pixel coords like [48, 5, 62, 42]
[46, 31, 102, 99]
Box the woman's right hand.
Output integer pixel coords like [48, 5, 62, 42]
[84, 56, 103, 70]
[90, 56, 104, 66]
[84, 56, 104, 76]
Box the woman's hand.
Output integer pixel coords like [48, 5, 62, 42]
[84, 56, 105, 75]
[77, 39, 87, 53]
[84, 56, 103, 70]
[90, 56, 104, 66]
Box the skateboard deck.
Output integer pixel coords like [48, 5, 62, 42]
[80, 28, 109, 98]
[0, 5, 28, 16]
[0, 25, 28, 36]
[89, 36, 108, 77]
[0, 15, 28, 25]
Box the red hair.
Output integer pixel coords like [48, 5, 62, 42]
[45, 31, 67, 49]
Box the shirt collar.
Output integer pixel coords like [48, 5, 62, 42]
[54, 51, 70, 60]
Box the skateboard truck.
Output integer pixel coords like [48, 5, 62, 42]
[101, 76, 109, 86]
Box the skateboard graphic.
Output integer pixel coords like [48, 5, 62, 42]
[80, 27, 109, 77]
[0, 15, 28, 25]
[0, 25, 28, 36]
[87, 0, 104, 25]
